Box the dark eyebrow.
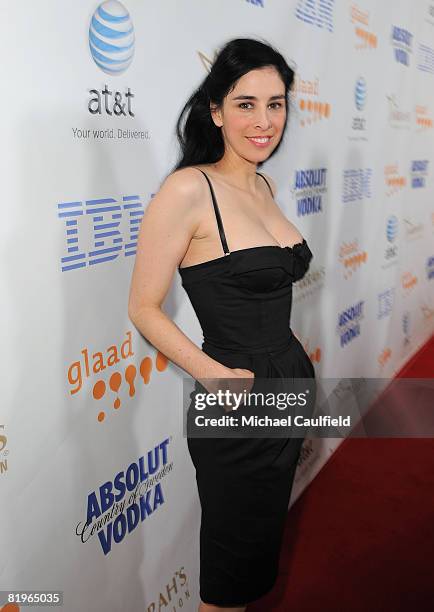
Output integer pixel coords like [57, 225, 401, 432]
[231, 94, 286, 101]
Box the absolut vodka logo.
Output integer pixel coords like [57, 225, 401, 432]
[426, 256, 434, 280]
[391, 25, 413, 66]
[411, 160, 429, 188]
[337, 300, 364, 347]
[292, 168, 327, 216]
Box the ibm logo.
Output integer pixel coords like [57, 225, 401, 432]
[57, 194, 144, 271]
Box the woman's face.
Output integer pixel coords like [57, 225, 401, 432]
[211, 66, 287, 165]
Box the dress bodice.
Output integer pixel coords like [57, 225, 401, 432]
[178, 169, 313, 353]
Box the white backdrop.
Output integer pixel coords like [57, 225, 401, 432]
[1, 1, 433, 610]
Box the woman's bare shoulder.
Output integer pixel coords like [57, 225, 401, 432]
[143, 167, 209, 224]
[159, 166, 207, 199]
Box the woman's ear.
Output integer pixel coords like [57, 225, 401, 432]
[210, 104, 223, 128]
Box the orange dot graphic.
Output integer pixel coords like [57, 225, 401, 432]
[156, 351, 168, 372]
[125, 364, 137, 397]
[140, 357, 152, 384]
[1, 605, 20, 611]
[98, 411, 105, 422]
[93, 379, 106, 399]
[109, 371, 122, 392]
[109, 371, 122, 410]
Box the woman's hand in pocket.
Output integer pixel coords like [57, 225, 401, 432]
[197, 367, 255, 412]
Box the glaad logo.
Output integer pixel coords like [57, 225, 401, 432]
[89, 1, 135, 75]
[384, 164, 406, 196]
[292, 75, 331, 127]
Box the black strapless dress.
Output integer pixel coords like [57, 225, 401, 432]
[178, 169, 315, 607]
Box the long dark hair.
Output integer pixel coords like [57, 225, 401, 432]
[172, 38, 295, 172]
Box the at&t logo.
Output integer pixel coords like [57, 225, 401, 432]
[355, 76, 367, 111]
[352, 76, 367, 133]
[88, 1, 136, 117]
[384, 215, 398, 263]
[89, 1, 134, 75]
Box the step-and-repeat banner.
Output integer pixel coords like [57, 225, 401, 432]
[1, 1, 433, 610]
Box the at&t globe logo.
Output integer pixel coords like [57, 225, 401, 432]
[89, 1, 135, 75]
[352, 76, 367, 133]
[385, 214, 398, 262]
[386, 214, 398, 242]
[355, 77, 367, 111]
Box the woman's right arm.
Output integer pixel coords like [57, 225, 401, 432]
[127, 168, 252, 389]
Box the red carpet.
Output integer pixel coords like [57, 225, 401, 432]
[251, 334, 434, 612]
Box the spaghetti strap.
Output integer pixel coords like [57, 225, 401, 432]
[195, 168, 230, 256]
[256, 172, 274, 197]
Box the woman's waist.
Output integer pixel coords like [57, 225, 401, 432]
[202, 330, 295, 356]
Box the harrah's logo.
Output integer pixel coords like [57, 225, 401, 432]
[76, 438, 172, 555]
[0, 425, 8, 476]
[145, 566, 191, 612]
[292, 168, 327, 216]
[337, 300, 364, 347]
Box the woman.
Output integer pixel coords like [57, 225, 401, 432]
[128, 38, 315, 611]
